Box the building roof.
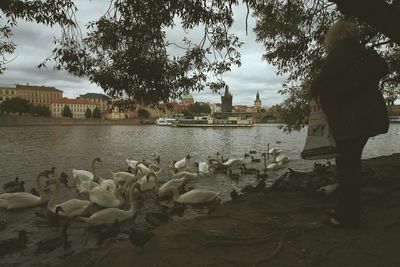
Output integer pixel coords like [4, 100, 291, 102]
[0, 84, 17, 89]
[16, 84, 63, 93]
[51, 98, 96, 105]
[78, 93, 111, 100]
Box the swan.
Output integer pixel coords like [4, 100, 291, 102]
[163, 187, 221, 205]
[47, 178, 91, 218]
[137, 172, 159, 191]
[275, 154, 289, 163]
[269, 148, 282, 155]
[266, 161, 283, 170]
[158, 177, 187, 198]
[196, 162, 215, 175]
[222, 158, 243, 169]
[72, 157, 101, 185]
[76, 179, 100, 193]
[109, 170, 138, 184]
[126, 158, 139, 169]
[79, 183, 140, 225]
[171, 170, 199, 180]
[173, 155, 191, 170]
[89, 186, 126, 208]
[0, 171, 48, 210]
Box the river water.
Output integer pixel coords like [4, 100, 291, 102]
[0, 123, 399, 266]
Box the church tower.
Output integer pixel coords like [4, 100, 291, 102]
[253, 91, 262, 113]
[221, 87, 233, 112]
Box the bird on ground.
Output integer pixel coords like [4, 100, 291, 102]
[251, 156, 261, 163]
[0, 230, 28, 257]
[161, 187, 221, 205]
[3, 181, 25, 193]
[35, 222, 70, 254]
[0, 171, 49, 210]
[48, 177, 91, 218]
[3, 177, 20, 192]
[129, 227, 155, 253]
[96, 219, 121, 247]
[79, 183, 140, 225]
[249, 150, 257, 154]
[35, 206, 64, 227]
[59, 172, 69, 186]
[72, 157, 101, 185]
[126, 158, 140, 169]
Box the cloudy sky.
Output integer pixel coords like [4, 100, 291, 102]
[1, 2, 287, 107]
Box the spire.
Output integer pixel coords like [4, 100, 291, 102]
[224, 87, 230, 96]
[256, 91, 260, 100]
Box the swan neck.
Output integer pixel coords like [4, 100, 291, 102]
[128, 184, 137, 213]
[36, 172, 48, 200]
[150, 172, 159, 189]
[48, 179, 61, 209]
[92, 159, 99, 182]
[171, 187, 179, 201]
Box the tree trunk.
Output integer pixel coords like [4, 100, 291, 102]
[330, 0, 400, 45]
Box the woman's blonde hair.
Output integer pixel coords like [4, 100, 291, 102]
[324, 21, 360, 54]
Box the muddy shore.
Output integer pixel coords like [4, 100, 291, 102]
[57, 153, 400, 267]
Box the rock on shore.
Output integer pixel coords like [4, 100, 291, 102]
[58, 153, 400, 267]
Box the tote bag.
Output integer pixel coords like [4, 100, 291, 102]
[301, 98, 339, 160]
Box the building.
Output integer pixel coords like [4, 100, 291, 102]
[77, 93, 111, 113]
[0, 84, 63, 106]
[253, 91, 262, 113]
[181, 94, 194, 106]
[221, 87, 233, 112]
[50, 98, 97, 119]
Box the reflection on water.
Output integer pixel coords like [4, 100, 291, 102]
[0, 124, 399, 266]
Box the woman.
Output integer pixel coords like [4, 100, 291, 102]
[310, 21, 389, 228]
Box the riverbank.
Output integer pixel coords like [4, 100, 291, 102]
[58, 153, 400, 267]
[0, 116, 155, 126]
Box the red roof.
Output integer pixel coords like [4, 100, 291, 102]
[51, 98, 95, 105]
[16, 84, 63, 93]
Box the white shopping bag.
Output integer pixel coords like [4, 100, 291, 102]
[301, 98, 339, 160]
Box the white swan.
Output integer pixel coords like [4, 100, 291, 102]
[76, 179, 100, 193]
[137, 172, 159, 191]
[126, 158, 139, 169]
[269, 148, 282, 155]
[79, 183, 140, 225]
[47, 177, 91, 218]
[109, 170, 138, 184]
[221, 158, 243, 169]
[173, 155, 191, 170]
[72, 157, 101, 185]
[158, 177, 187, 198]
[197, 162, 215, 175]
[165, 187, 221, 204]
[266, 161, 283, 170]
[88, 186, 125, 208]
[275, 154, 289, 163]
[0, 171, 48, 210]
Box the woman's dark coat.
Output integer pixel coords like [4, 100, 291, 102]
[310, 39, 389, 141]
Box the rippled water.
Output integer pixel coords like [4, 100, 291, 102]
[0, 123, 399, 266]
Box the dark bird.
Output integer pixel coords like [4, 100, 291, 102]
[3, 180, 26, 193]
[35, 222, 70, 254]
[59, 172, 69, 186]
[0, 230, 28, 257]
[30, 187, 40, 196]
[44, 167, 57, 177]
[34, 206, 64, 227]
[243, 152, 250, 158]
[129, 227, 155, 252]
[96, 219, 121, 247]
[3, 177, 20, 192]
[230, 189, 239, 202]
[249, 150, 257, 154]
[251, 156, 261, 163]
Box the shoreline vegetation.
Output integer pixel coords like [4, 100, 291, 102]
[57, 153, 400, 267]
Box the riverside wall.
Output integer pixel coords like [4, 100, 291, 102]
[0, 116, 155, 126]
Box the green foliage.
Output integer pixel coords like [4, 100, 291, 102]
[84, 107, 92, 118]
[30, 105, 51, 117]
[0, 97, 31, 114]
[92, 107, 102, 119]
[0, 0, 77, 73]
[165, 102, 174, 111]
[137, 108, 150, 119]
[249, 0, 400, 131]
[260, 108, 266, 112]
[187, 102, 211, 115]
[54, 0, 243, 104]
[61, 105, 73, 118]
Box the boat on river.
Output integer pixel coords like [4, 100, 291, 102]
[171, 112, 254, 127]
[156, 117, 177, 126]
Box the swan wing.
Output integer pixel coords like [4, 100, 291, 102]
[176, 189, 220, 204]
[126, 159, 139, 168]
[72, 169, 94, 182]
[0, 193, 43, 209]
[57, 199, 91, 218]
[80, 208, 132, 225]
